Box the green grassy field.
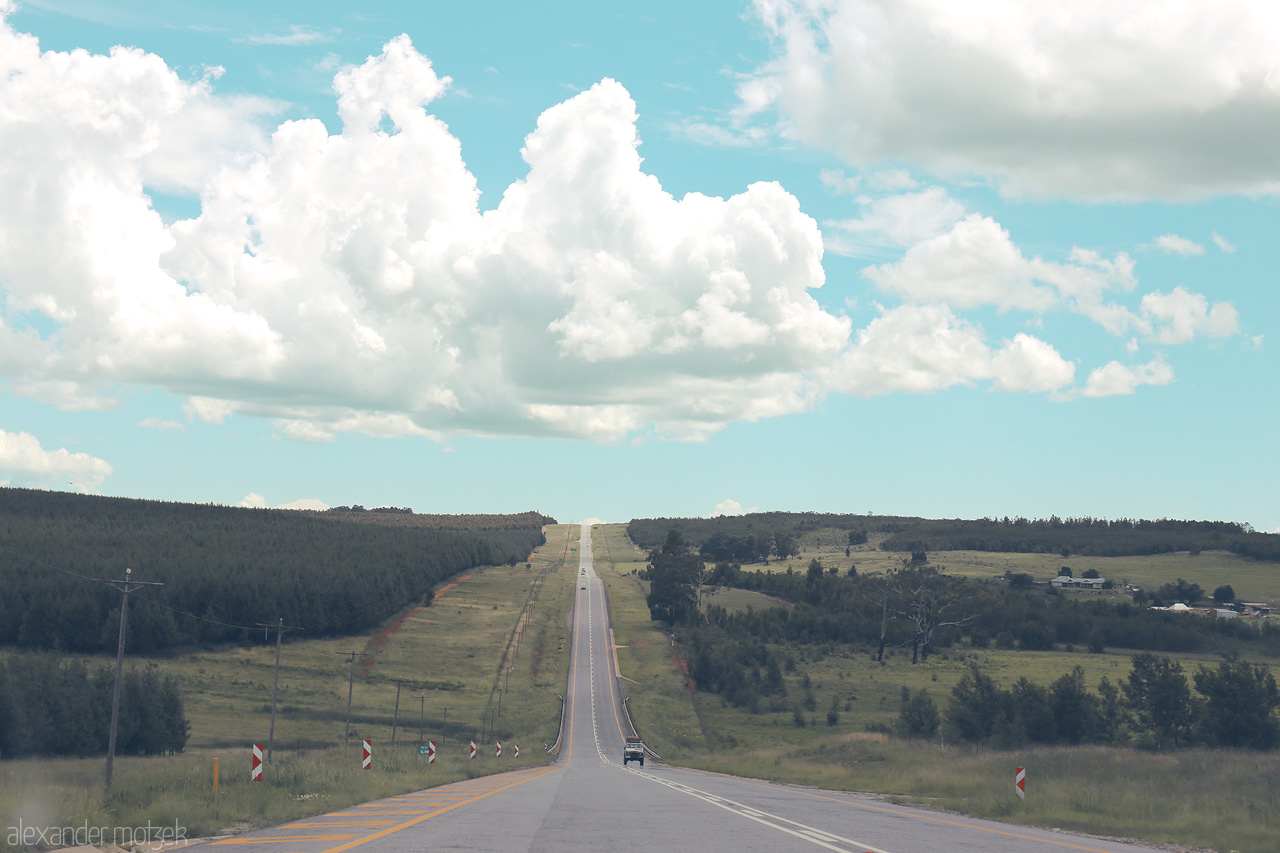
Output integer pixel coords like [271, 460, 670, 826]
[595, 522, 1280, 853]
[0, 524, 581, 853]
[774, 527, 1280, 605]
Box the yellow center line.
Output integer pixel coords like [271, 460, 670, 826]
[312, 767, 560, 853]
[394, 788, 476, 799]
[210, 835, 355, 845]
[280, 819, 394, 824]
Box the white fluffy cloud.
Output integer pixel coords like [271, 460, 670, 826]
[0, 19, 850, 442]
[276, 498, 331, 511]
[831, 304, 1073, 396]
[139, 417, 184, 431]
[862, 215, 1060, 312]
[1154, 234, 1205, 257]
[989, 333, 1075, 393]
[713, 498, 756, 517]
[861, 214, 1239, 347]
[823, 186, 965, 255]
[1140, 287, 1239, 345]
[745, 0, 1280, 200]
[237, 492, 330, 510]
[1083, 358, 1175, 397]
[0, 429, 113, 489]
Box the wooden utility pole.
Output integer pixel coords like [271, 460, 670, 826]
[391, 679, 404, 745]
[335, 651, 373, 748]
[256, 618, 303, 763]
[91, 567, 163, 795]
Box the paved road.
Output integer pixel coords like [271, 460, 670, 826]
[202, 524, 1165, 853]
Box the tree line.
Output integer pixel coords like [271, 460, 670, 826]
[695, 560, 1280, 660]
[896, 654, 1279, 751]
[0, 653, 189, 758]
[880, 516, 1274, 559]
[628, 512, 1280, 561]
[0, 487, 551, 653]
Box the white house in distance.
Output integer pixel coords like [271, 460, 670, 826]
[1150, 602, 1244, 619]
[1051, 575, 1106, 590]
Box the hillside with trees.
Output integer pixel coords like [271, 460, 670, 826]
[639, 531, 1280, 750]
[0, 488, 553, 653]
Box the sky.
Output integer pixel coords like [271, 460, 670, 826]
[0, 0, 1276, 531]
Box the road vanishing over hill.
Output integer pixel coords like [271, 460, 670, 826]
[200, 524, 1164, 853]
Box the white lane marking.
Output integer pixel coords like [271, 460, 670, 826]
[622, 769, 894, 853]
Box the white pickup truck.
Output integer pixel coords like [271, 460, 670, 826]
[623, 736, 645, 766]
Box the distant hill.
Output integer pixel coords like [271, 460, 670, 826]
[627, 512, 1280, 561]
[0, 487, 555, 653]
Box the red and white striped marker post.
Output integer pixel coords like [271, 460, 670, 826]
[427, 740, 436, 765]
[362, 739, 372, 770]
[496, 741, 503, 758]
[251, 744, 263, 781]
[514, 744, 519, 758]
[469, 740, 477, 760]
[1015, 766, 1026, 799]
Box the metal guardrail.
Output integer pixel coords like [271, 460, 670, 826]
[546, 693, 566, 754]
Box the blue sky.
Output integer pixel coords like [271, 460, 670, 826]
[0, 0, 1276, 531]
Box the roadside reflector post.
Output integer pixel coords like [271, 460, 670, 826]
[1015, 766, 1026, 800]
[213, 757, 219, 794]
[362, 739, 372, 770]
[251, 744, 263, 781]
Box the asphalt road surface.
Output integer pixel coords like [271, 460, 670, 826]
[201, 524, 1166, 853]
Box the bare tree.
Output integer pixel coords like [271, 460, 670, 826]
[691, 560, 722, 624]
[895, 565, 974, 664]
[872, 571, 899, 662]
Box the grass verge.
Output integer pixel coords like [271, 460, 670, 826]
[688, 738, 1280, 853]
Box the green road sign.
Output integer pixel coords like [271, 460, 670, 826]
[419, 745, 429, 755]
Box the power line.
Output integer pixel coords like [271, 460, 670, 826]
[0, 540, 102, 583]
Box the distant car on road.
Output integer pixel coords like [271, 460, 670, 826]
[623, 736, 645, 766]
